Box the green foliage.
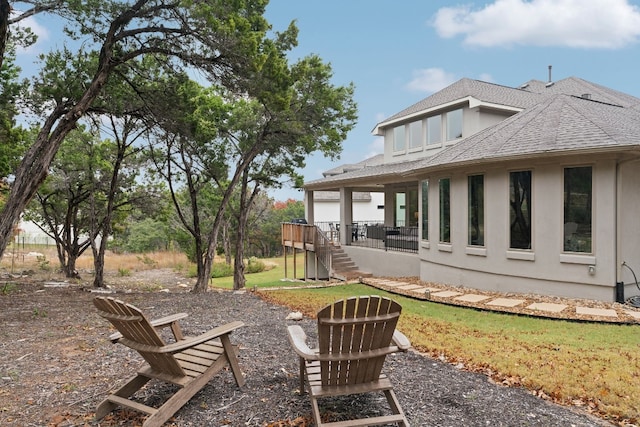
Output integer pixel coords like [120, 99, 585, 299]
[36, 256, 50, 272]
[245, 256, 266, 274]
[117, 219, 169, 253]
[211, 262, 233, 278]
[32, 307, 47, 318]
[136, 254, 158, 268]
[117, 268, 130, 277]
[1, 282, 17, 294]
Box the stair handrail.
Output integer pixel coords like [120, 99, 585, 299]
[313, 225, 333, 276]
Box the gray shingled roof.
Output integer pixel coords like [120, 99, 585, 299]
[378, 76, 640, 129]
[411, 94, 640, 171]
[305, 157, 425, 188]
[378, 78, 542, 127]
[305, 77, 640, 190]
[322, 154, 384, 177]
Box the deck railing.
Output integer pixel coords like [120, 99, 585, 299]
[312, 221, 418, 254]
[281, 223, 333, 277]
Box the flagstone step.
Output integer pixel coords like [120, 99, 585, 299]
[361, 277, 640, 323]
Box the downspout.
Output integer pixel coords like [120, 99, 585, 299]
[615, 157, 640, 303]
[615, 159, 621, 302]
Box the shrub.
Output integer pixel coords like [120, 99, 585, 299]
[211, 262, 233, 278]
[246, 256, 266, 274]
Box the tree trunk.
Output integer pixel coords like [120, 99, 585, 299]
[0, 39, 115, 259]
[63, 254, 79, 278]
[223, 220, 232, 265]
[0, 0, 9, 70]
[233, 216, 246, 290]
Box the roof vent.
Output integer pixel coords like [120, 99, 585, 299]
[582, 93, 592, 100]
[545, 81, 554, 88]
[519, 83, 529, 89]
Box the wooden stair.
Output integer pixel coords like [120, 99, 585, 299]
[330, 245, 372, 281]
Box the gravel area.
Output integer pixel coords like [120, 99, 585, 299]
[0, 280, 613, 426]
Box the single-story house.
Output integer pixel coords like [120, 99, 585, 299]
[302, 76, 640, 302]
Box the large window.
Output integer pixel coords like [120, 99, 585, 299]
[468, 175, 484, 246]
[564, 166, 592, 253]
[395, 192, 405, 227]
[393, 125, 405, 151]
[409, 121, 422, 149]
[509, 171, 532, 249]
[421, 180, 429, 240]
[427, 115, 441, 145]
[446, 109, 463, 140]
[439, 178, 450, 243]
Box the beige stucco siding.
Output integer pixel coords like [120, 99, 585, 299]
[418, 156, 619, 301]
[618, 158, 640, 296]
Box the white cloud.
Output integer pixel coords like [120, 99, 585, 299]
[406, 68, 457, 94]
[13, 15, 50, 54]
[478, 73, 494, 83]
[432, 0, 640, 49]
[364, 136, 384, 159]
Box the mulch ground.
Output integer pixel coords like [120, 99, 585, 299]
[0, 269, 615, 427]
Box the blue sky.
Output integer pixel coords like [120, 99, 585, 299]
[14, 0, 640, 201]
[264, 0, 640, 200]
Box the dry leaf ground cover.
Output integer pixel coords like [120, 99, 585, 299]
[0, 248, 635, 426]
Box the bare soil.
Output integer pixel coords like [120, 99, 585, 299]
[0, 268, 616, 427]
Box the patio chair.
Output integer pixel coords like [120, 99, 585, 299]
[287, 295, 411, 427]
[93, 296, 245, 427]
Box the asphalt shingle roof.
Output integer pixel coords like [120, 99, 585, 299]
[418, 94, 640, 170]
[305, 77, 640, 190]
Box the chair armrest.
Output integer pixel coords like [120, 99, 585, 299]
[117, 320, 245, 354]
[287, 325, 318, 360]
[108, 312, 189, 343]
[392, 329, 411, 351]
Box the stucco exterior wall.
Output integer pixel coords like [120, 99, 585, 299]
[418, 156, 619, 301]
[343, 246, 420, 278]
[313, 192, 385, 223]
[618, 158, 640, 299]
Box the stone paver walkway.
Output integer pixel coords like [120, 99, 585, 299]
[361, 277, 640, 324]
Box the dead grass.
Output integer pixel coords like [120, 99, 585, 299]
[1, 245, 191, 275]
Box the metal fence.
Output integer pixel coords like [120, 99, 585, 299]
[314, 221, 418, 254]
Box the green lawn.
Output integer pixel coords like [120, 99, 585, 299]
[222, 256, 640, 425]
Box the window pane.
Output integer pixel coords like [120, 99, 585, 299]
[564, 166, 592, 253]
[446, 109, 463, 140]
[468, 175, 484, 246]
[427, 116, 441, 144]
[393, 125, 405, 151]
[421, 180, 429, 240]
[408, 189, 419, 227]
[395, 192, 405, 227]
[439, 178, 450, 243]
[409, 121, 422, 149]
[509, 171, 532, 249]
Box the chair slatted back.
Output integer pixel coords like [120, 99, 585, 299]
[317, 296, 400, 387]
[94, 297, 185, 377]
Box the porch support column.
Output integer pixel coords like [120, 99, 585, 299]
[304, 190, 315, 225]
[384, 188, 395, 226]
[339, 187, 353, 245]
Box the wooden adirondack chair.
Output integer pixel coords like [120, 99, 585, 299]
[287, 295, 411, 427]
[93, 296, 245, 427]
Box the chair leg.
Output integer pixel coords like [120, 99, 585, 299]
[298, 356, 306, 394]
[383, 389, 410, 427]
[220, 334, 245, 387]
[143, 356, 230, 427]
[309, 394, 323, 427]
[95, 374, 150, 420]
